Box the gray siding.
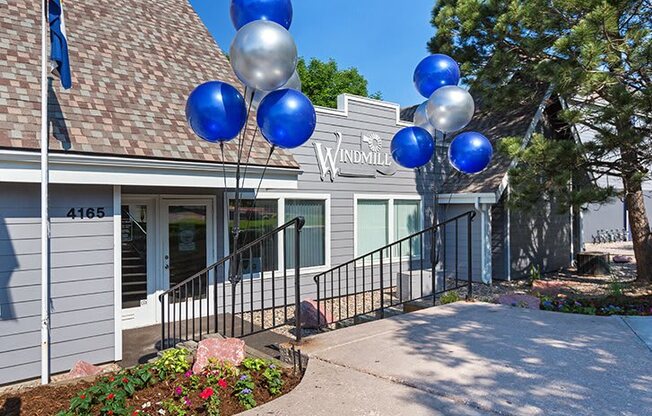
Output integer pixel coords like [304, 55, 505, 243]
[0, 183, 114, 384]
[491, 196, 508, 280]
[510, 198, 572, 280]
[264, 98, 440, 298]
[438, 204, 482, 282]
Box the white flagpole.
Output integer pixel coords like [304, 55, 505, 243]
[40, 0, 50, 385]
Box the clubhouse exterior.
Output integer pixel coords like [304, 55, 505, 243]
[0, 0, 579, 385]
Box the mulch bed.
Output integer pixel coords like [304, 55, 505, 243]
[0, 367, 302, 416]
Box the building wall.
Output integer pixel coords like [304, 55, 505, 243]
[0, 183, 115, 384]
[491, 196, 508, 280]
[510, 198, 572, 280]
[438, 204, 483, 282]
[262, 97, 441, 297]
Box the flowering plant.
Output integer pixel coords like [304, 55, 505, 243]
[234, 374, 256, 409]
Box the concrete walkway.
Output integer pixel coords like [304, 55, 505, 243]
[243, 302, 652, 416]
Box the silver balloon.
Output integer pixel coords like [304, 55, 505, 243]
[413, 101, 437, 137]
[246, 70, 302, 109]
[426, 86, 475, 133]
[230, 20, 298, 91]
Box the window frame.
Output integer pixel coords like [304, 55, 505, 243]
[223, 192, 332, 278]
[353, 194, 424, 260]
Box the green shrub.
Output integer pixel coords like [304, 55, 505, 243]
[440, 291, 460, 305]
[155, 348, 190, 379]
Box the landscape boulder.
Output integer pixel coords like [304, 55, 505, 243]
[498, 294, 540, 310]
[613, 255, 633, 264]
[192, 337, 245, 374]
[62, 360, 103, 380]
[296, 299, 333, 329]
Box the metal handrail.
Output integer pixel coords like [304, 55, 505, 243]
[314, 210, 476, 284]
[160, 216, 305, 297]
[122, 207, 148, 235]
[313, 210, 477, 327]
[159, 216, 306, 347]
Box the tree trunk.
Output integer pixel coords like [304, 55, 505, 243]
[623, 181, 652, 283]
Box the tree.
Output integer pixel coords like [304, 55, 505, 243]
[429, 0, 652, 283]
[297, 57, 382, 108]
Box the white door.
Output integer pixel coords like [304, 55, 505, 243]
[121, 199, 158, 329]
[161, 199, 214, 302]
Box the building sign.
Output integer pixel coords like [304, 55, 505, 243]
[314, 132, 397, 181]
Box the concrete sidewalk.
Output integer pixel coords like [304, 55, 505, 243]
[243, 302, 652, 416]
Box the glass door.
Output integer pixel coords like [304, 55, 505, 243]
[121, 199, 156, 329]
[162, 199, 214, 308]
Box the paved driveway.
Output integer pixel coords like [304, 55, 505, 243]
[243, 302, 652, 416]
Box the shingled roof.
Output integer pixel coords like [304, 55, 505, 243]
[401, 87, 550, 195]
[0, 0, 298, 169]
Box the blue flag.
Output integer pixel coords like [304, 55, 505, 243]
[49, 0, 71, 89]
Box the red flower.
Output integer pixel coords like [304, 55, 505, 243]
[109, 376, 115, 382]
[107, 393, 115, 400]
[107, 411, 114, 416]
[132, 411, 140, 416]
[79, 394, 86, 400]
[218, 379, 228, 389]
[122, 377, 129, 383]
[199, 387, 214, 400]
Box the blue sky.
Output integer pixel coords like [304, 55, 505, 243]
[189, 0, 436, 107]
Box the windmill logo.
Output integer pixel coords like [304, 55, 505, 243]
[362, 132, 382, 153]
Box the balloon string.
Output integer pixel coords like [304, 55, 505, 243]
[251, 146, 275, 208]
[240, 125, 260, 188]
[220, 142, 228, 190]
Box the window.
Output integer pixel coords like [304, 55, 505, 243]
[356, 197, 421, 257]
[356, 200, 389, 255]
[285, 199, 326, 268]
[394, 200, 421, 257]
[228, 199, 278, 273]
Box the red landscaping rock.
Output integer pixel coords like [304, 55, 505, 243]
[192, 337, 245, 374]
[296, 299, 333, 329]
[62, 360, 103, 380]
[498, 294, 541, 310]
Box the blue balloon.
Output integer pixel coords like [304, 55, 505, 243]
[230, 0, 293, 30]
[448, 131, 493, 174]
[413, 54, 461, 99]
[390, 127, 435, 169]
[257, 89, 316, 149]
[186, 81, 247, 143]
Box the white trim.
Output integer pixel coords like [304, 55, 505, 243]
[436, 193, 497, 205]
[120, 196, 157, 330]
[480, 203, 492, 284]
[40, 0, 49, 386]
[353, 193, 424, 259]
[0, 150, 299, 190]
[505, 189, 512, 281]
[223, 192, 332, 275]
[112, 186, 122, 361]
[315, 94, 412, 128]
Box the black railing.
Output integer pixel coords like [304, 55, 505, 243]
[159, 216, 305, 349]
[314, 211, 476, 326]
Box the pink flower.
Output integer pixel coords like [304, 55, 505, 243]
[184, 370, 192, 378]
[199, 387, 214, 400]
[174, 386, 183, 396]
